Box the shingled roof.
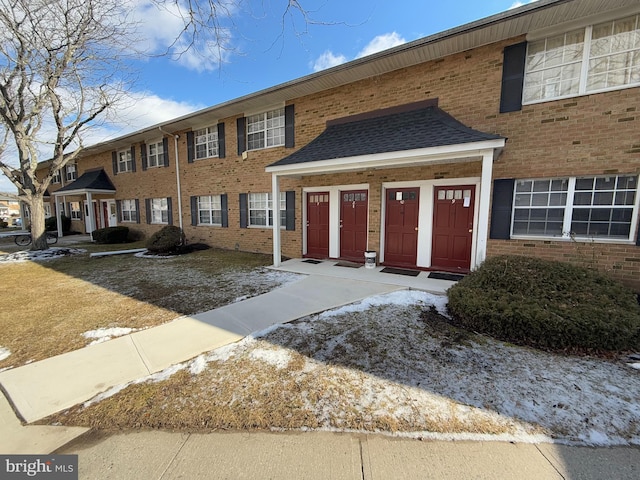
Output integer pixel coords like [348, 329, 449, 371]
[55, 168, 115, 193]
[269, 103, 505, 168]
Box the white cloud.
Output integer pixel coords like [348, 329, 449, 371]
[312, 32, 406, 72]
[509, 0, 540, 9]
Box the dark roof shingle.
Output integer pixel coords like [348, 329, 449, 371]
[55, 168, 115, 193]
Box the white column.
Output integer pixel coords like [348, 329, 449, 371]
[271, 174, 281, 266]
[86, 192, 95, 241]
[55, 196, 63, 238]
[475, 151, 494, 268]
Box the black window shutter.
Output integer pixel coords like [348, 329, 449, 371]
[112, 152, 118, 175]
[500, 42, 527, 113]
[135, 199, 140, 224]
[145, 198, 151, 224]
[217, 122, 226, 158]
[636, 214, 640, 246]
[190, 196, 198, 226]
[237, 117, 246, 155]
[163, 137, 170, 167]
[116, 200, 122, 222]
[187, 131, 195, 163]
[221, 194, 229, 227]
[285, 190, 295, 231]
[130, 146, 136, 172]
[489, 179, 515, 240]
[239, 193, 248, 228]
[141, 144, 148, 171]
[285, 104, 295, 148]
[167, 197, 173, 225]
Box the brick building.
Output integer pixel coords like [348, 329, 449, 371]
[42, 0, 640, 289]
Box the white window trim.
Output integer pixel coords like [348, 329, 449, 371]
[194, 126, 219, 160]
[69, 201, 82, 220]
[117, 149, 133, 173]
[52, 170, 61, 184]
[510, 175, 640, 244]
[248, 192, 286, 229]
[197, 195, 222, 226]
[147, 140, 165, 168]
[121, 199, 137, 223]
[66, 163, 77, 181]
[150, 198, 168, 224]
[246, 107, 285, 151]
[523, 13, 640, 105]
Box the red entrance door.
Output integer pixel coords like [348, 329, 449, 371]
[384, 188, 419, 266]
[306, 192, 329, 258]
[431, 185, 476, 271]
[340, 190, 368, 261]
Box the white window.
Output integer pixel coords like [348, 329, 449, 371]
[197, 195, 222, 225]
[247, 108, 285, 150]
[52, 170, 61, 184]
[524, 14, 640, 103]
[69, 201, 81, 220]
[117, 149, 133, 173]
[121, 199, 137, 222]
[147, 141, 165, 168]
[195, 127, 218, 159]
[66, 163, 77, 181]
[512, 175, 638, 240]
[248, 192, 286, 227]
[44, 203, 52, 218]
[150, 198, 168, 224]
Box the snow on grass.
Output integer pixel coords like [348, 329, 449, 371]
[0, 347, 10, 361]
[318, 290, 448, 318]
[0, 247, 86, 263]
[82, 327, 137, 345]
[249, 347, 292, 369]
[629, 363, 640, 370]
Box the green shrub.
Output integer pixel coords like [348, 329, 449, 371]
[0, 220, 7, 228]
[145, 226, 185, 254]
[45, 216, 57, 231]
[92, 226, 130, 244]
[447, 255, 640, 352]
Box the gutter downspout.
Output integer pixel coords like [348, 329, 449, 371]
[159, 127, 183, 229]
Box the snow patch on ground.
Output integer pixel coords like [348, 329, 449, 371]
[628, 363, 640, 370]
[249, 347, 292, 369]
[82, 327, 136, 345]
[319, 290, 447, 318]
[0, 347, 10, 361]
[0, 247, 86, 263]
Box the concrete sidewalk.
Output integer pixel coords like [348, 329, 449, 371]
[0, 275, 399, 452]
[57, 430, 640, 480]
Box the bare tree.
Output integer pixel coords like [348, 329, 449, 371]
[0, 0, 133, 249]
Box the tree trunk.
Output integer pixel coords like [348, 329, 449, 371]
[29, 195, 49, 251]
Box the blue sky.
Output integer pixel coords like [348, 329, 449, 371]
[1, 0, 537, 193]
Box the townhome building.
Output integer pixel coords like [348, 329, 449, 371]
[40, 0, 640, 289]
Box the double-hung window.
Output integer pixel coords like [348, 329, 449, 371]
[248, 192, 286, 227]
[150, 198, 169, 224]
[117, 149, 133, 173]
[195, 127, 218, 159]
[147, 141, 165, 168]
[512, 175, 638, 240]
[524, 14, 640, 103]
[247, 108, 285, 150]
[121, 200, 137, 222]
[69, 201, 81, 220]
[52, 170, 61, 184]
[65, 163, 77, 181]
[197, 195, 222, 225]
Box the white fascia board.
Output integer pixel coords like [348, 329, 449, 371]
[52, 189, 115, 197]
[266, 139, 505, 176]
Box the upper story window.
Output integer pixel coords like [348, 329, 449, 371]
[117, 149, 133, 173]
[512, 175, 638, 240]
[195, 127, 218, 159]
[247, 107, 285, 150]
[524, 14, 640, 103]
[52, 170, 61, 184]
[65, 163, 77, 181]
[147, 140, 165, 168]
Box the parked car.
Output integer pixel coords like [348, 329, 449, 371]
[11, 218, 21, 227]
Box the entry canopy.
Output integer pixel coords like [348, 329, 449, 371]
[266, 100, 506, 176]
[53, 168, 116, 196]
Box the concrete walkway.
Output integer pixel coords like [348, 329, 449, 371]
[57, 430, 640, 480]
[0, 274, 399, 453]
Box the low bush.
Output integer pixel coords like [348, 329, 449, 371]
[447, 255, 640, 353]
[92, 226, 130, 244]
[45, 215, 72, 233]
[0, 220, 7, 228]
[145, 226, 185, 254]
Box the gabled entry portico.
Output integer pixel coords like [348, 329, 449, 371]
[266, 101, 506, 271]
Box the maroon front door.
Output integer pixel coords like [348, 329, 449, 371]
[340, 190, 368, 261]
[306, 192, 329, 258]
[384, 188, 419, 266]
[431, 185, 475, 271]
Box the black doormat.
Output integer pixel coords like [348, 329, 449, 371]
[302, 259, 323, 264]
[335, 261, 362, 268]
[380, 267, 420, 277]
[428, 272, 465, 281]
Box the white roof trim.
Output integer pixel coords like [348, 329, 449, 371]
[53, 188, 116, 196]
[266, 139, 506, 177]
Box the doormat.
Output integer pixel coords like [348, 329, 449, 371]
[302, 259, 323, 264]
[380, 267, 420, 277]
[428, 272, 465, 281]
[335, 261, 362, 268]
